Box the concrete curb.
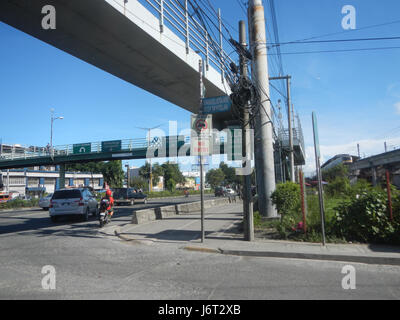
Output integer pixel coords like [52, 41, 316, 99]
[183, 246, 222, 254]
[187, 247, 400, 266]
[0, 207, 41, 213]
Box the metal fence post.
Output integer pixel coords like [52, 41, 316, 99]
[205, 31, 209, 71]
[218, 8, 224, 83]
[185, 0, 189, 54]
[160, 0, 164, 33]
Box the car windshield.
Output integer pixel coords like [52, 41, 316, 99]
[52, 190, 81, 199]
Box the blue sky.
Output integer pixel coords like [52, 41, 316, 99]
[1, 0, 400, 175]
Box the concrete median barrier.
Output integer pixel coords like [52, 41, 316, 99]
[155, 205, 178, 219]
[132, 197, 242, 223]
[131, 208, 157, 224]
[176, 201, 201, 214]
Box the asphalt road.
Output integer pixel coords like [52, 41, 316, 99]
[0, 198, 400, 300]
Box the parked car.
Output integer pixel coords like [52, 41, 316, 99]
[39, 193, 53, 210]
[112, 187, 148, 205]
[0, 194, 11, 203]
[225, 188, 236, 196]
[49, 188, 98, 222]
[214, 186, 226, 197]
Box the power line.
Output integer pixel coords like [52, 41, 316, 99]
[268, 46, 400, 55]
[267, 36, 400, 47]
[276, 19, 400, 45]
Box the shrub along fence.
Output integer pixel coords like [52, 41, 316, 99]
[266, 177, 400, 245]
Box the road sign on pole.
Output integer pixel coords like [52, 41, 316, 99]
[190, 114, 212, 156]
[202, 95, 232, 114]
[73, 143, 91, 154]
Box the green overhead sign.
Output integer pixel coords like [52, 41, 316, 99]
[73, 143, 91, 154]
[102, 140, 122, 152]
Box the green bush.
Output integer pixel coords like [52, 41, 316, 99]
[348, 179, 373, 198]
[0, 198, 39, 210]
[325, 177, 350, 197]
[270, 182, 300, 216]
[332, 190, 400, 244]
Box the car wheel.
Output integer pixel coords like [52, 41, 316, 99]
[92, 206, 98, 217]
[82, 208, 89, 221]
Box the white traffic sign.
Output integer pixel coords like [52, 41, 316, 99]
[190, 114, 212, 156]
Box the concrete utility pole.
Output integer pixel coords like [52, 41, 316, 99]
[199, 59, 205, 243]
[287, 77, 295, 182]
[248, 0, 277, 217]
[239, 20, 254, 241]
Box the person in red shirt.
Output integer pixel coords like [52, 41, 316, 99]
[102, 189, 114, 217]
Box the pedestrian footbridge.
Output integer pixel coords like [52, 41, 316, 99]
[0, 0, 233, 126]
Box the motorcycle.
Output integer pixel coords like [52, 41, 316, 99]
[99, 199, 112, 227]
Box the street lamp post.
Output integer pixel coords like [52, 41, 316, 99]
[125, 164, 130, 187]
[50, 109, 63, 156]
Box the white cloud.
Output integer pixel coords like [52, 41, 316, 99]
[394, 102, 400, 114]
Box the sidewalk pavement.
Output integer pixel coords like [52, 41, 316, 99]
[107, 202, 400, 266]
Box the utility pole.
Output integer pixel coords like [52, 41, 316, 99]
[287, 77, 294, 182]
[239, 20, 254, 241]
[148, 130, 153, 192]
[248, 0, 277, 218]
[199, 59, 205, 243]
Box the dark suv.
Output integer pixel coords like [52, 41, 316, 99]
[112, 188, 148, 206]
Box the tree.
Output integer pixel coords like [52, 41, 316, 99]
[139, 162, 164, 186]
[66, 160, 124, 187]
[206, 168, 225, 189]
[101, 161, 124, 188]
[322, 164, 348, 182]
[219, 162, 241, 186]
[166, 179, 176, 192]
[162, 162, 185, 189]
[129, 177, 148, 190]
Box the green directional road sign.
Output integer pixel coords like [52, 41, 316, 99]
[73, 143, 91, 154]
[102, 140, 122, 152]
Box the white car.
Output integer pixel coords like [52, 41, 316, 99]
[39, 193, 53, 210]
[49, 188, 98, 222]
[225, 188, 236, 195]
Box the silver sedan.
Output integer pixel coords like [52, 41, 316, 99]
[38, 193, 53, 210]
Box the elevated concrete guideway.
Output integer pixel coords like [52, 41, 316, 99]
[0, 0, 232, 125]
[350, 149, 400, 171]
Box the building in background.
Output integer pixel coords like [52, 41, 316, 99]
[0, 143, 104, 197]
[126, 166, 164, 191]
[0, 166, 103, 198]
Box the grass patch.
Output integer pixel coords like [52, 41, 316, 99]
[0, 198, 39, 210]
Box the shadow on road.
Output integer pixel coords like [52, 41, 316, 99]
[120, 220, 244, 243]
[0, 214, 100, 237]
